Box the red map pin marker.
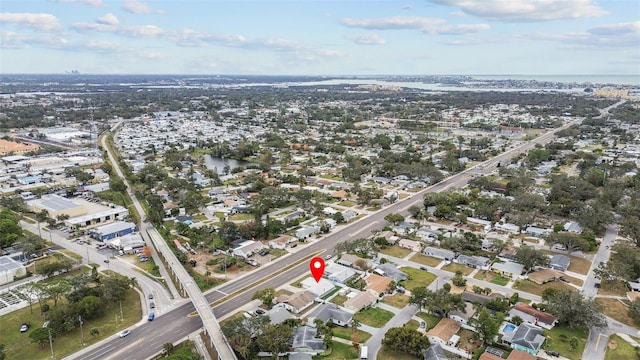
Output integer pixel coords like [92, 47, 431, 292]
[310, 257, 325, 283]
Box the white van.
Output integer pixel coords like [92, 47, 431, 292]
[360, 345, 368, 359]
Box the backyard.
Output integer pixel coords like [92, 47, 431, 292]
[595, 298, 638, 328]
[597, 280, 629, 296]
[605, 335, 639, 360]
[400, 267, 437, 291]
[377, 347, 420, 360]
[381, 293, 411, 309]
[332, 326, 372, 343]
[441, 262, 474, 275]
[354, 307, 395, 328]
[474, 270, 510, 286]
[543, 326, 588, 360]
[321, 341, 359, 359]
[512, 279, 575, 297]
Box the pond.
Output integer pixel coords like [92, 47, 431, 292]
[203, 154, 251, 174]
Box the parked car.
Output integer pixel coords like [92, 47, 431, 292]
[255, 309, 266, 315]
[325, 254, 333, 260]
[149, 302, 155, 309]
[420, 266, 428, 271]
[119, 329, 131, 338]
[148, 294, 154, 300]
[20, 323, 29, 332]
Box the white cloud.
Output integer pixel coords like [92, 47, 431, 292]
[97, 13, 119, 26]
[122, 0, 163, 14]
[346, 33, 386, 45]
[340, 16, 489, 35]
[0, 13, 63, 32]
[529, 21, 640, 47]
[1, 30, 68, 48]
[426, 0, 607, 22]
[56, 0, 103, 7]
[72, 21, 166, 37]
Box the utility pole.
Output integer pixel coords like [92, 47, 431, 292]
[79, 315, 84, 345]
[48, 328, 54, 358]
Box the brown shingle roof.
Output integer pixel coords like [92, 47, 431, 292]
[365, 273, 392, 296]
[513, 302, 558, 326]
[479, 353, 503, 360]
[506, 349, 536, 360]
[427, 318, 460, 342]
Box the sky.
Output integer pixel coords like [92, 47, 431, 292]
[1, 0, 639, 75]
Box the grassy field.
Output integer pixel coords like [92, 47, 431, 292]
[441, 262, 473, 275]
[474, 270, 510, 286]
[567, 256, 592, 275]
[597, 280, 629, 296]
[513, 279, 575, 296]
[416, 312, 442, 331]
[332, 326, 372, 343]
[354, 307, 395, 328]
[228, 213, 254, 221]
[543, 326, 588, 360]
[605, 335, 639, 360]
[322, 341, 359, 359]
[400, 267, 437, 291]
[380, 245, 412, 259]
[377, 347, 420, 360]
[338, 200, 356, 207]
[0, 288, 141, 360]
[408, 254, 442, 267]
[595, 298, 639, 328]
[381, 293, 410, 309]
[292, 275, 312, 287]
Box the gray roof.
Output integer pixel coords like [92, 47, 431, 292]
[288, 353, 313, 360]
[0, 256, 24, 272]
[457, 254, 490, 267]
[376, 263, 408, 281]
[291, 326, 326, 351]
[268, 306, 293, 324]
[549, 255, 570, 268]
[309, 303, 353, 324]
[503, 323, 545, 352]
[491, 261, 525, 276]
[423, 344, 448, 360]
[28, 194, 82, 211]
[92, 221, 136, 236]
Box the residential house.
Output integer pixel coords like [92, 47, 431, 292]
[232, 240, 265, 259]
[398, 239, 422, 252]
[342, 210, 358, 222]
[324, 264, 357, 284]
[364, 273, 393, 296]
[508, 303, 558, 329]
[290, 326, 326, 353]
[288, 353, 313, 360]
[295, 225, 319, 241]
[277, 290, 315, 314]
[392, 221, 416, 235]
[525, 226, 551, 238]
[527, 269, 563, 285]
[427, 318, 461, 347]
[506, 350, 536, 360]
[422, 344, 448, 360]
[495, 222, 520, 234]
[423, 247, 455, 261]
[461, 291, 503, 305]
[455, 255, 490, 269]
[548, 255, 571, 272]
[300, 277, 335, 298]
[564, 221, 583, 233]
[337, 254, 372, 270]
[502, 323, 545, 355]
[416, 227, 439, 242]
[467, 217, 493, 232]
[491, 261, 525, 280]
[267, 306, 294, 324]
[268, 235, 295, 250]
[479, 352, 503, 360]
[498, 247, 518, 261]
[449, 302, 476, 327]
[375, 263, 408, 282]
[343, 290, 378, 312]
[309, 303, 353, 327]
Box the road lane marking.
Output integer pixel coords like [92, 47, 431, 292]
[594, 333, 605, 351]
[216, 289, 228, 296]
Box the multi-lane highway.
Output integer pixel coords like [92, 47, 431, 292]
[69, 110, 593, 360]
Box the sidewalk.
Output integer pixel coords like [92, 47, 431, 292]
[618, 333, 640, 347]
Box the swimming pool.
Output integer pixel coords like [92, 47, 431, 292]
[502, 323, 516, 334]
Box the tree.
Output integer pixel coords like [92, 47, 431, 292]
[0, 209, 23, 248]
[629, 298, 640, 325]
[544, 290, 606, 328]
[74, 295, 104, 320]
[381, 326, 430, 358]
[570, 336, 579, 350]
[256, 323, 293, 360]
[163, 342, 175, 355]
[29, 327, 53, 348]
[0, 343, 5, 360]
[384, 213, 405, 226]
[452, 270, 467, 287]
[515, 245, 549, 272]
[252, 288, 276, 309]
[409, 286, 464, 317]
[90, 328, 99, 337]
[471, 308, 504, 345]
[545, 232, 591, 254]
[101, 275, 128, 304]
[621, 217, 640, 248]
[40, 278, 71, 307]
[598, 243, 640, 281]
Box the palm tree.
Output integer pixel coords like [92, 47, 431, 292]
[162, 342, 174, 355]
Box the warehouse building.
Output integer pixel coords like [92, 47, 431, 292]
[26, 194, 86, 218]
[0, 256, 27, 286]
[90, 221, 137, 241]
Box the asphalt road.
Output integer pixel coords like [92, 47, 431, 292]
[75, 102, 631, 359]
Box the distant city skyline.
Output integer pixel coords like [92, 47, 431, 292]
[1, 0, 639, 75]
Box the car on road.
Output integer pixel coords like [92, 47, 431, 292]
[20, 323, 29, 332]
[148, 294, 154, 300]
[325, 254, 332, 260]
[119, 329, 131, 338]
[420, 266, 428, 271]
[255, 309, 266, 315]
[150, 302, 155, 309]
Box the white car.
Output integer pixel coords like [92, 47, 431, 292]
[119, 329, 131, 338]
[325, 254, 333, 260]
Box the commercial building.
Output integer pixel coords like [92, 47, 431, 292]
[90, 221, 136, 241]
[26, 194, 86, 218]
[0, 256, 27, 286]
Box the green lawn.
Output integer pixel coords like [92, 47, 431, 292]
[605, 335, 639, 360]
[381, 293, 411, 309]
[543, 326, 589, 360]
[354, 307, 395, 328]
[441, 262, 473, 275]
[321, 287, 342, 300]
[417, 312, 442, 331]
[332, 326, 372, 343]
[512, 279, 575, 297]
[330, 295, 348, 307]
[399, 267, 437, 291]
[0, 288, 141, 360]
[380, 245, 412, 259]
[228, 213, 254, 221]
[338, 200, 356, 207]
[377, 346, 420, 360]
[409, 254, 442, 267]
[321, 341, 359, 359]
